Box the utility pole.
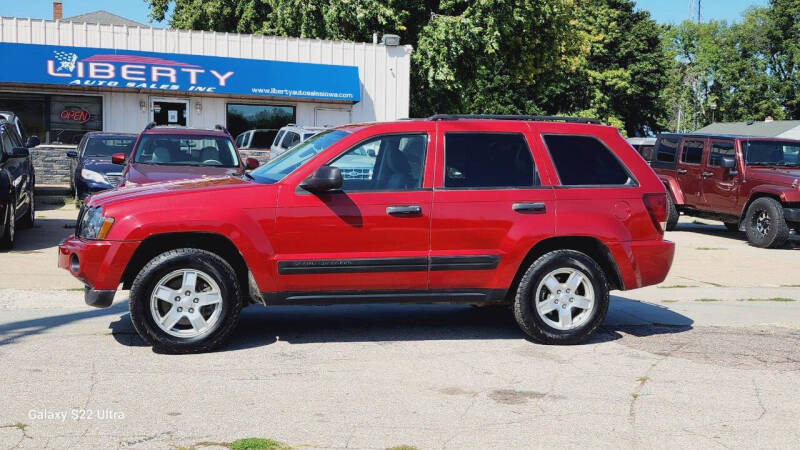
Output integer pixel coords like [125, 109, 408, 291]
[689, 0, 702, 22]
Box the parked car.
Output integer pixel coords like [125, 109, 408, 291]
[113, 123, 260, 187]
[270, 124, 325, 159]
[0, 117, 36, 248]
[650, 133, 800, 248]
[67, 132, 137, 200]
[627, 137, 656, 160]
[235, 129, 279, 152]
[59, 115, 675, 353]
[0, 111, 39, 148]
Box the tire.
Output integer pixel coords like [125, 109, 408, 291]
[129, 248, 243, 354]
[0, 202, 15, 249]
[18, 189, 34, 229]
[513, 250, 609, 345]
[665, 192, 679, 231]
[744, 197, 790, 249]
[723, 221, 739, 232]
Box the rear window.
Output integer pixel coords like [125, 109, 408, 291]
[283, 131, 301, 148]
[681, 140, 704, 165]
[655, 137, 679, 163]
[272, 130, 285, 147]
[544, 135, 633, 186]
[444, 133, 535, 188]
[251, 130, 277, 148]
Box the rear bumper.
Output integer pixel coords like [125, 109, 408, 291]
[611, 239, 675, 290]
[58, 235, 139, 307]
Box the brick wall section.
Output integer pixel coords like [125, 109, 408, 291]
[30, 146, 269, 186]
[31, 145, 75, 185]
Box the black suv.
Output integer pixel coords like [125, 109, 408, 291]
[0, 117, 36, 248]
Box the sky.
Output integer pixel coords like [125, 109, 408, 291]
[1, 0, 771, 26]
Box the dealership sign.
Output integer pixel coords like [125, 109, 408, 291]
[0, 42, 361, 102]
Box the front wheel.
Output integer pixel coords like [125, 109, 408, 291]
[18, 189, 34, 229]
[129, 248, 243, 353]
[744, 198, 789, 248]
[0, 203, 15, 249]
[513, 250, 609, 345]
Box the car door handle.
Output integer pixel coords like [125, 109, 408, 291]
[512, 202, 547, 213]
[386, 205, 422, 216]
[702, 171, 714, 178]
[677, 169, 688, 174]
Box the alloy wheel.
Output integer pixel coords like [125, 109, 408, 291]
[150, 269, 224, 339]
[754, 209, 771, 237]
[535, 268, 595, 331]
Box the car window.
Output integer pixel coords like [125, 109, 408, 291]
[133, 135, 239, 167]
[444, 133, 535, 188]
[235, 134, 246, 147]
[283, 132, 301, 149]
[303, 133, 316, 140]
[680, 140, 704, 165]
[544, 135, 632, 186]
[709, 141, 736, 167]
[272, 130, 285, 147]
[83, 136, 136, 157]
[743, 140, 800, 166]
[250, 130, 350, 184]
[329, 134, 427, 191]
[251, 130, 277, 148]
[1, 130, 14, 155]
[655, 137, 679, 163]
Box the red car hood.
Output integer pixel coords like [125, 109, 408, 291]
[87, 175, 252, 207]
[125, 163, 242, 185]
[747, 166, 800, 184]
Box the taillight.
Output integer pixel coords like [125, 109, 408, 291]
[643, 193, 667, 235]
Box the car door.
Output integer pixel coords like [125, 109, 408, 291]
[428, 121, 556, 296]
[702, 139, 739, 214]
[676, 138, 706, 207]
[272, 124, 436, 296]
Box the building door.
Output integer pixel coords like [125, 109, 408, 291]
[152, 99, 188, 126]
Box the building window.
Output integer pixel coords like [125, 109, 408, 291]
[0, 92, 102, 145]
[226, 104, 295, 144]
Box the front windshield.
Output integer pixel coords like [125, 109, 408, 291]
[83, 136, 136, 157]
[744, 140, 800, 166]
[133, 134, 240, 168]
[249, 130, 349, 184]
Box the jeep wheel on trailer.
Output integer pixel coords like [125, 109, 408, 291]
[513, 250, 609, 345]
[129, 248, 243, 353]
[665, 193, 679, 231]
[744, 197, 789, 248]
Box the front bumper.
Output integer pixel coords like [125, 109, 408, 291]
[784, 208, 800, 224]
[58, 235, 139, 308]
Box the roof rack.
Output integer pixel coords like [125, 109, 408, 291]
[214, 124, 230, 135]
[144, 121, 156, 130]
[427, 114, 602, 124]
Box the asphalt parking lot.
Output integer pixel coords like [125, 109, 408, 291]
[1, 199, 799, 449]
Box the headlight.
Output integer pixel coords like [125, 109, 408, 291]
[81, 169, 108, 184]
[78, 206, 115, 240]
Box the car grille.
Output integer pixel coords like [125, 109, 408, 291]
[105, 173, 123, 187]
[340, 168, 372, 180]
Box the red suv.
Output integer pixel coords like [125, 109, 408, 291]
[58, 115, 674, 353]
[651, 133, 800, 248]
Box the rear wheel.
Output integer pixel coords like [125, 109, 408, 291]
[129, 248, 243, 353]
[18, 189, 34, 229]
[665, 193, 679, 231]
[513, 250, 609, 345]
[744, 197, 789, 248]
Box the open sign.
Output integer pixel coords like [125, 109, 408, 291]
[60, 108, 91, 123]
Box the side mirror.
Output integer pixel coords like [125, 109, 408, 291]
[300, 166, 342, 192]
[111, 153, 126, 165]
[245, 157, 260, 170]
[720, 156, 736, 169]
[10, 147, 29, 158]
[66, 151, 78, 158]
[25, 136, 40, 148]
[366, 149, 377, 158]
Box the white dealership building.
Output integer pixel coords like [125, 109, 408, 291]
[0, 11, 412, 148]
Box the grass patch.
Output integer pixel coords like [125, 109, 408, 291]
[40, 197, 67, 206]
[738, 297, 795, 302]
[0, 422, 28, 431]
[696, 247, 726, 250]
[695, 298, 723, 302]
[661, 299, 678, 303]
[387, 447, 419, 450]
[781, 284, 800, 288]
[658, 285, 697, 289]
[637, 376, 649, 385]
[175, 438, 290, 450]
